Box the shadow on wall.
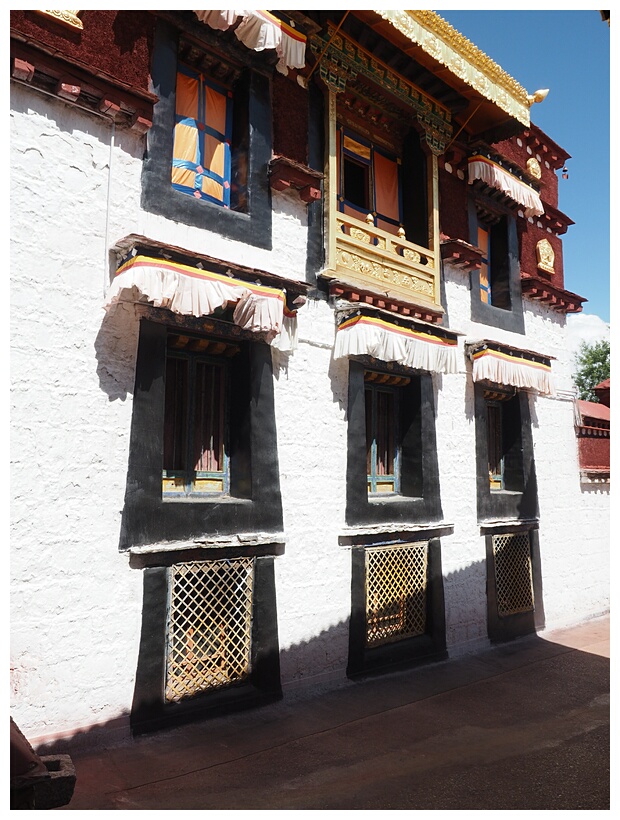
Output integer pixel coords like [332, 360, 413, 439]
[94, 301, 140, 401]
[32, 550, 547, 756]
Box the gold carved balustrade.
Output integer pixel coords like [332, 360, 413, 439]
[333, 213, 438, 307]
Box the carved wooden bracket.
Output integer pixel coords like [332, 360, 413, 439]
[269, 156, 323, 203]
[440, 237, 483, 271]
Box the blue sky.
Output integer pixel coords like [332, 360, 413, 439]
[436, 9, 610, 323]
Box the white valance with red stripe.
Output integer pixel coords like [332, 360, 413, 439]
[468, 155, 544, 217]
[104, 254, 297, 352]
[194, 10, 307, 74]
[334, 313, 459, 375]
[467, 341, 554, 395]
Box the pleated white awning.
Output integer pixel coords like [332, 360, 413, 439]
[334, 312, 459, 375]
[104, 254, 297, 352]
[194, 10, 307, 74]
[467, 340, 554, 395]
[468, 154, 544, 218]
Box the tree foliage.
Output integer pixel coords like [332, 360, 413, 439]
[573, 338, 610, 401]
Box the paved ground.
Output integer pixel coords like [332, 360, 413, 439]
[59, 615, 609, 810]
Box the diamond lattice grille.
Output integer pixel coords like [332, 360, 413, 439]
[365, 542, 428, 647]
[165, 558, 253, 702]
[492, 533, 534, 616]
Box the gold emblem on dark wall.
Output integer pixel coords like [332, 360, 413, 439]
[536, 238, 555, 274]
[526, 157, 542, 179]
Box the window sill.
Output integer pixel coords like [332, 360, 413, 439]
[127, 532, 286, 569]
[339, 520, 454, 540]
[162, 495, 252, 505]
[367, 493, 422, 505]
[479, 519, 538, 534]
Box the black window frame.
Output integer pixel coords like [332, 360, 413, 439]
[484, 525, 545, 643]
[142, 19, 273, 249]
[119, 316, 283, 550]
[474, 385, 538, 523]
[468, 199, 525, 334]
[345, 360, 442, 527]
[347, 536, 447, 678]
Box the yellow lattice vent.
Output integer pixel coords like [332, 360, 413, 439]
[165, 558, 253, 702]
[365, 542, 428, 647]
[492, 533, 534, 616]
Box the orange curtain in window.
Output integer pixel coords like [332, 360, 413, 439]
[374, 152, 399, 222]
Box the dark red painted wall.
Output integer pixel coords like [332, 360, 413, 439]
[438, 163, 469, 243]
[519, 224, 565, 289]
[578, 436, 610, 471]
[10, 10, 154, 93]
[493, 135, 559, 210]
[272, 72, 308, 165]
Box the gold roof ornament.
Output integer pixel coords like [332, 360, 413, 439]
[527, 88, 549, 105]
[372, 10, 532, 127]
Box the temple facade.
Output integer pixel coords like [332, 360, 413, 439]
[10, 10, 609, 744]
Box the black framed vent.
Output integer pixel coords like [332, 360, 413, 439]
[492, 532, 534, 617]
[165, 558, 254, 702]
[365, 542, 428, 647]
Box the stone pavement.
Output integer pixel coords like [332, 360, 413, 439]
[58, 615, 609, 811]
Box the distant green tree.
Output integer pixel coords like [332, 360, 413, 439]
[573, 339, 610, 401]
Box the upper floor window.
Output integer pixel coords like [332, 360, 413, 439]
[477, 216, 511, 311]
[337, 125, 428, 247]
[468, 200, 524, 334]
[172, 65, 234, 208]
[338, 128, 403, 238]
[142, 21, 272, 248]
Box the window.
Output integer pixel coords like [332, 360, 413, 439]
[365, 542, 428, 647]
[163, 334, 237, 496]
[468, 202, 524, 333]
[491, 533, 534, 617]
[142, 22, 272, 248]
[484, 528, 545, 642]
[365, 372, 407, 494]
[121, 319, 283, 550]
[131, 552, 281, 734]
[474, 385, 538, 523]
[347, 538, 447, 678]
[484, 390, 524, 494]
[165, 558, 254, 701]
[477, 217, 511, 310]
[337, 128, 404, 237]
[345, 362, 442, 527]
[172, 65, 234, 208]
[486, 399, 503, 490]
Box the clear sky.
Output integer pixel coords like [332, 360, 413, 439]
[434, 8, 610, 323]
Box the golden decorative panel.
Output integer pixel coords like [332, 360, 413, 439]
[36, 10, 83, 30]
[165, 559, 253, 702]
[334, 212, 438, 307]
[365, 542, 428, 646]
[536, 238, 555, 274]
[492, 533, 534, 617]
